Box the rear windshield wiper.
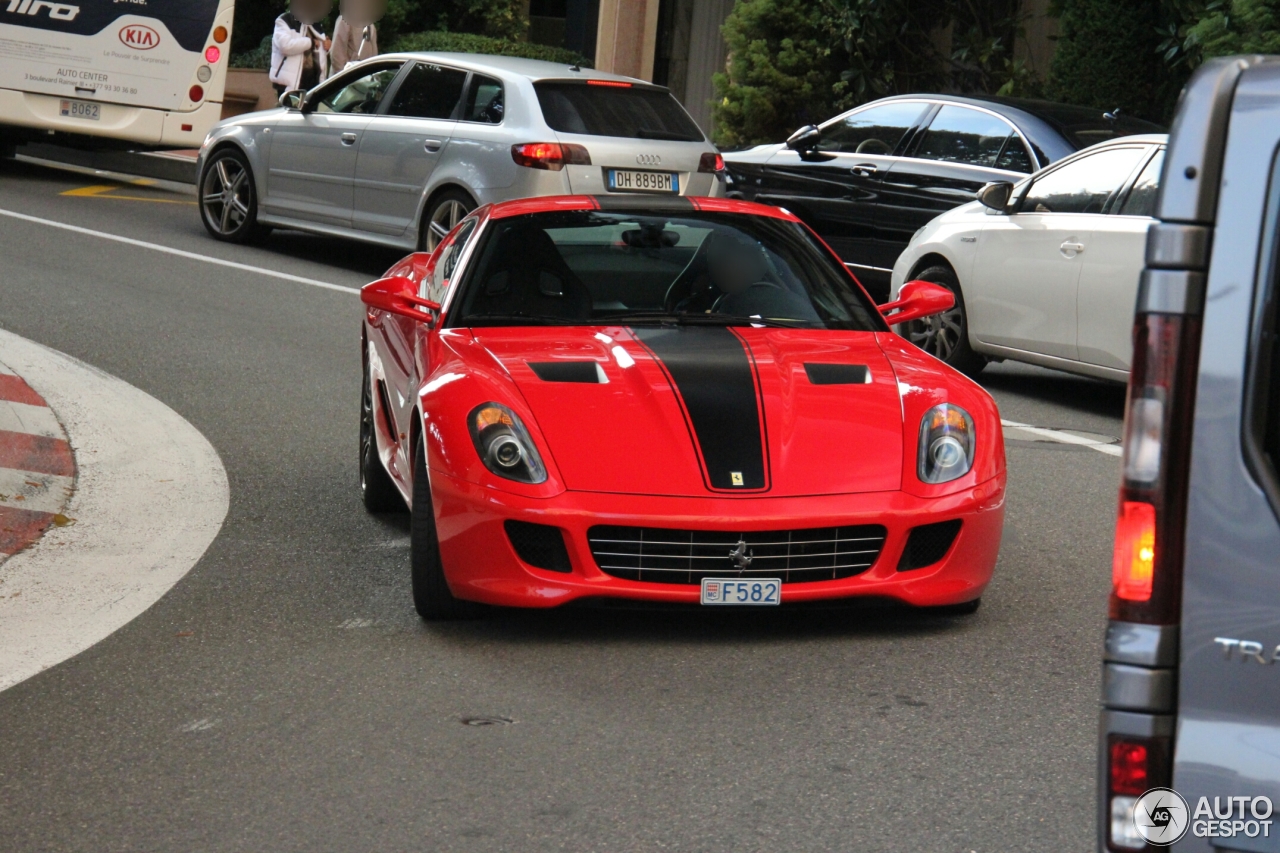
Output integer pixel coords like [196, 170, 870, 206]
[636, 128, 699, 141]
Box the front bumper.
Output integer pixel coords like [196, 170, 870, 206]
[431, 469, 1006, 608]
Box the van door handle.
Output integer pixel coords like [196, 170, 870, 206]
[341, 132, 358, 145]
[424, 138, 443, 152]
[850, 164, 878, 178]
[1060, 240, 1085, 256]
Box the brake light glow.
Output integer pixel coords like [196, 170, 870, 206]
[205, 45, 221, 63]
[699, 152, 725, 173]
[1110, 312, 1202, 624]
[1113, 501, 1156, 601]
[1109, 740, 1149, 795]
[587, 80, 632, 87]
[511, 142, 591, 171]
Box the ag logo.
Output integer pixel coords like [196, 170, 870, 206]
[119, 24, 160, 50]
[1134, 787, 1190, 846]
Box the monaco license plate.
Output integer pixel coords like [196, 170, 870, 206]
[608, 169, 677, 194]
[701, 578, 781, 606]
[60, 99, 100, 121]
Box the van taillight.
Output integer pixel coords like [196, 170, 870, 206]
[1106, 735, 1173, 850]
[1111, 312, 1202, 624]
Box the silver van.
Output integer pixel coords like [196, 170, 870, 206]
[1098, 56, 1280, 852]
[196, 53, 724, 250]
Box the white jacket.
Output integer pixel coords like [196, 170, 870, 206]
[269, 16, 328, 90]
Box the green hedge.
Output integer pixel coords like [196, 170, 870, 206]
[389, 31, 592, 67]
[230, 36, 271, 70]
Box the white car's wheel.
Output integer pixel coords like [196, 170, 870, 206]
[904, 265, 986, 377]
[199, 148, 268, 244]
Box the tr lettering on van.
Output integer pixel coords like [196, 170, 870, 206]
[4, 0, 79, 20]
[1213, 637, 1280, 664]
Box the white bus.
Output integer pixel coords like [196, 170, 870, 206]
[0, 0, 234, 149]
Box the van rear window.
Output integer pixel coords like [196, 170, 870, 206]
[534, 82, 703, 142]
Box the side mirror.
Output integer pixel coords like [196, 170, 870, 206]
[785, 124, 822, 152]
[279, 89, 305, 110]
[879, 280, 955, 327]
[361, 275, 441, 326]
[976, 181, 1013, 212]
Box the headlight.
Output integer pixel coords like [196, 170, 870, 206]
[918, 403, 974, 484]
[468, 402, 547, 484]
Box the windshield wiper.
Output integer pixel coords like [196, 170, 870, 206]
[600, 311, 809, 329]
[636, 128, 699, 141]
[463, 313, 583, 327]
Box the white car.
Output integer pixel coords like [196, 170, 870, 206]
[890, 134, 1167, 379]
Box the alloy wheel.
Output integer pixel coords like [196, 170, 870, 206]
[425, 198, 469, 251]
[359, 370, 375, 497]
[906, 304, 965, 362]
[201, 157, 251, 236]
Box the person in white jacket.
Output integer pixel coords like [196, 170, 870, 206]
[269, 2, 331, 96]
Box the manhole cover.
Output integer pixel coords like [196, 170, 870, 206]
[461, 715, 513, 727]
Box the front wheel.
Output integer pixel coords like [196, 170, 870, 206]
[199, 148, 266, 243]
[360, 366, 405, 513]
[410, 436, 483, 620]
[419, 190, 474, 252]
[902, 265, 986, 377]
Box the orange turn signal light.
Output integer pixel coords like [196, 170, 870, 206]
[1113, 500, 1156, 601]
[213, 26, 228, 44]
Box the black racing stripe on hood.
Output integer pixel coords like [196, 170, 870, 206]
[630, 326, 768, 491]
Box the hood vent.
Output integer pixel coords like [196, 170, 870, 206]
[528, 361, 607, 384]
[804, 363, 870, 385]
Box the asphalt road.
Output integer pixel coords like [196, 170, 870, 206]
[0, 157, 1126, 852]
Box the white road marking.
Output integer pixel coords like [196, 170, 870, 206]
[0, 207, 360, 296]
[180, 718, 220, 732]
[0, 329, 230, 692]
[0, 398, 64, 438]
[338, 618, 375, 629]
[1001, 419, 1123, 457]
[0, 468, 74, 514]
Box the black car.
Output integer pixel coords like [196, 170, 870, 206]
[723, 94, 1163, 301]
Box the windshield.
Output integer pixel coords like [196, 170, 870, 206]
[535, 82, 704, 142]
[448, 211, 883, 331]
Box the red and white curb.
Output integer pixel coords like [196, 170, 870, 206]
[0, 359, 76, 561]
[0, 330, 229, 692]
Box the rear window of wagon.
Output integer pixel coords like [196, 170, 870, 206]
[534, 81, 704, 142]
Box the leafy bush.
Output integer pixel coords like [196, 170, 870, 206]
[388, 30, 591, 67]
[711, 0, 846, 149]
[1177, 0, 1280, 62]
[230, 36, 272, 70]
[1047, 0, 1171, 123]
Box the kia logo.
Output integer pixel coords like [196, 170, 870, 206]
[636, 153, 661, 166]
[119, 24, 159, 50]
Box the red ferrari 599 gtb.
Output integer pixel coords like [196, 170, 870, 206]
[359, 195, 1005, 619]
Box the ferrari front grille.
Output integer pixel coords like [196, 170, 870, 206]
[587, 524, 887, 585]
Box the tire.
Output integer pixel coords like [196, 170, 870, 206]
[199, 148, 266, 243]
[419, 189, 474, 252]
[925, 598, 982, 616]
[410, 435, 482, 620]
[902, 264, 987, 378]
[360, 366, 405, 513]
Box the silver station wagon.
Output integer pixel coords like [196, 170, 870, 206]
[196, 53, 724, 251]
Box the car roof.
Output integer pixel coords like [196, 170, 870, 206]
[376, 52, 651, 86]
[866, 94, 1167, 163]
[484, 195, 802, 222]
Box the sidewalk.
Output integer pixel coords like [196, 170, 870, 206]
[0, 359, 75, 561]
